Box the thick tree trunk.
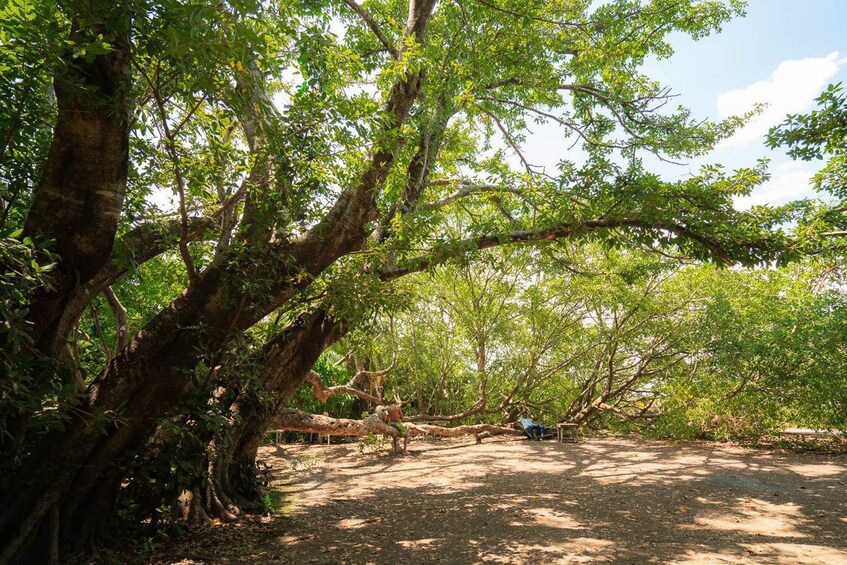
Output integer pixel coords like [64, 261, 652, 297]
[23, 4, 132, 358]
[1, 2, 142, 464]
[0, 196, 375, 557]
[225, 390, 276, 505]
[1, 3, 133, 456]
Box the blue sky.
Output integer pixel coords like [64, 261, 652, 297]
[640, 0, 847, 207]
[521, 0, 847, 209]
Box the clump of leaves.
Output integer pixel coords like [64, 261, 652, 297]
[0, 234, 55, 449]
[263, 490, 285, 515]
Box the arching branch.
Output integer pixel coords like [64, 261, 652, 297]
[378, 217, 733, 281]
[304, 370, 383, 405]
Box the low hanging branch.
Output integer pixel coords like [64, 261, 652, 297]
[273, 406, 399, 438]
[272, 407, 522, 442]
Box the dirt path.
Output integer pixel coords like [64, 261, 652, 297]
[153, 437, 847, 564]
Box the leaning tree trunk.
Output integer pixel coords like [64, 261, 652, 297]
[225, 308, 345, 505]
[221, 89, 451, 495]
[272, 407, 400, 438]
[0, 259, 252, 563]
[272, 408, 523, 442]
[0, 115, 405, 564]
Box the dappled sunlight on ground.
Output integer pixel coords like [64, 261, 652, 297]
[688, 497, 807, 538]
[153, 437, 847, 564]
[784, 462, 846, 478]
[478, 537, 614, 563]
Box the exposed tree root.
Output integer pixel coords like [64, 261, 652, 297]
[178, 490, 211, 526]
[206, 439, 241, 521]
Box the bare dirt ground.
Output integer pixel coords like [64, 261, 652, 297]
[153, 436, 847, 564]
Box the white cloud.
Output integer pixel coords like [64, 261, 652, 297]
[717, 51, 845, 148]
[734, 160, 817, 210]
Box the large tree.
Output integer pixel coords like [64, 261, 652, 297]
[0, 0, 796, 561]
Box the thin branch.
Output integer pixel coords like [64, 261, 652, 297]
[482, 109, 534, 174]
[420, 181, 527, 210]
[341, 0, 400, 59]
[103, 286, 128, 355]
[138, 62, 198, 281]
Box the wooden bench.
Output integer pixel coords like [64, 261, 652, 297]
[556, 422, 579, 443]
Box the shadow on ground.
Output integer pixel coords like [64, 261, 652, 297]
[152, 437, 847, 564]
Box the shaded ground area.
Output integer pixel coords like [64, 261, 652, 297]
[152, 437, 847, 564]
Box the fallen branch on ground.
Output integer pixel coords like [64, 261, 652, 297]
[272, 407, 523, 443]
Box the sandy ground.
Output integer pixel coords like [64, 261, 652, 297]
[154, 436, 847, 564]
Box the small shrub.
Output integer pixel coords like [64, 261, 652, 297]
[357, 433, 386, 454]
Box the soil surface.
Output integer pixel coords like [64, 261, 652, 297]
[152, 436, 847, 564]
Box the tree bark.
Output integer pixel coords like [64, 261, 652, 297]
[272, 407, 399, 438]
[0, 3, 134, 458]
[23, 3, 132, 358]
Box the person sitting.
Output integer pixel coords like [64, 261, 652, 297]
[386, 399, 409, 454]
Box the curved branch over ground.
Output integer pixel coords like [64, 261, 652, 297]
[271, 407, 522, 442]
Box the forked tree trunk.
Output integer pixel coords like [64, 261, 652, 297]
[0, 183, 380, 560]
[0, 182, 380, 562]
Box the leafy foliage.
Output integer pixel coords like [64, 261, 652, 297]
[0, 234, 55, 448]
